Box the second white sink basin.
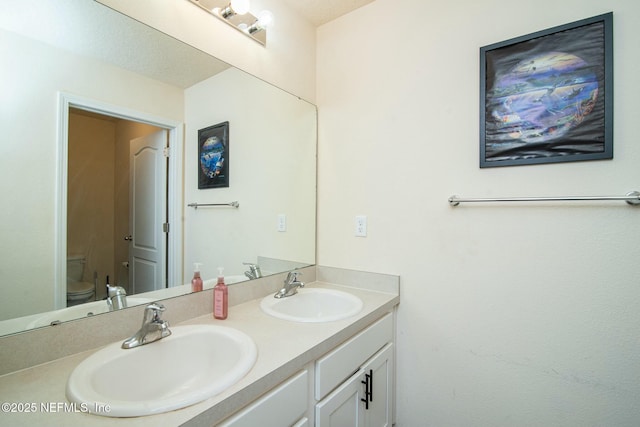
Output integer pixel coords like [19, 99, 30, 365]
[260, 287, 363, 323]
[66, 324, 257, 417]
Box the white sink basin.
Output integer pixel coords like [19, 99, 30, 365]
[26, 297, 155, 329]
[66, 324, 257, 417]
[260, 287, 363, 323]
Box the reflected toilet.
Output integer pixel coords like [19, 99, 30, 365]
[67, 256, 95, 306]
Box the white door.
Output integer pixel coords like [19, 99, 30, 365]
[129, 130, 167, 294]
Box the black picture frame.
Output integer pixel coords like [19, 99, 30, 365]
[198, 121, 229, 189]
[480, 13, 613, 168]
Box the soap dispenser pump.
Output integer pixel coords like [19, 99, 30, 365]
[191, 263, 203, 292]
[213, 267, 228, 319]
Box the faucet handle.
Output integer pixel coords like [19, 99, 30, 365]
[243, 262, 262, 278]
[107, 284, 127, 297]
[106, 284, 128, 311]
[143, 302, 166, 323]
[285, 270, 303, 283]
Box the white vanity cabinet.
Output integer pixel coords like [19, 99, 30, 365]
[315, 313, 394, 427]
[218, 370, 309, 427]
[218, 312, 395, 427]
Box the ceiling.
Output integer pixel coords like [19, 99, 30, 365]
[281, 0, 376, 27]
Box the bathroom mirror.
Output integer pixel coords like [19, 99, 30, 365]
[0, 0, 316, 336]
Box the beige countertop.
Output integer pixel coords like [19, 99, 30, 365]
[0, 280, 399, 427]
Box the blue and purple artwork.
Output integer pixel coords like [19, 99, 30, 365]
[488, 52, 598, 144]
[481, 14, 612, 167]
[198, 121, 229, 189]
[200, 136, 225, 179]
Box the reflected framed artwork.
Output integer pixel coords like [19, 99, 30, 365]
[480, 13, 613, 168]
[198, 121, 229, 189]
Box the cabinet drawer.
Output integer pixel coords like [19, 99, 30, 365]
[219, 370, 308, 427]
[315, 313, 393, 400]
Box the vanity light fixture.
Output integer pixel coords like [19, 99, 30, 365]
[188, 0, 272, 46]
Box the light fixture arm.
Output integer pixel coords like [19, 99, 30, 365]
[219, 6, 236, 19]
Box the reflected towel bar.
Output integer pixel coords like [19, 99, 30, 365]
[449, 191, 640, 206]
[188, 201, 239, 209]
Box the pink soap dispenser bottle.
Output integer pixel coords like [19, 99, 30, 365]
[191, 263, 203, 292]
[213, 267, 228, 319]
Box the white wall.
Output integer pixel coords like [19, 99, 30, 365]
[183, 68, 316, 281]
[97, 0, 317, 102]
[317, 0, 640, 425]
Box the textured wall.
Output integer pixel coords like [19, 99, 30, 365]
[317, 0, 640, 425]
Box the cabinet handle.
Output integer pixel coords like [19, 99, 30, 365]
[360, 373, 370, 410]
[360, 369, 373, 410]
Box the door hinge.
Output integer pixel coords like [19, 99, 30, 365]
[162, 223, 170, 233]
[163, 147, 170, 157]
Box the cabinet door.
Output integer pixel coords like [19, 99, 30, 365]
[317, 343, 394, 427]
[316, 369, 366, 427]
[362, 343, 393, 427]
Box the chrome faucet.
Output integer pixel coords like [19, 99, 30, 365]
[243, 262, 262, 280]
[121, 302, 171, 349]
[106, 284, 128, 311]
[274, 271, 304, 298]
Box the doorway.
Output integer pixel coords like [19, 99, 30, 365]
[56, 92, 184, 310]
[67, 109, 166, 300]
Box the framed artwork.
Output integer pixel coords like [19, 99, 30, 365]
[480, 13, 613, 168]
[198, 121, 229, 189]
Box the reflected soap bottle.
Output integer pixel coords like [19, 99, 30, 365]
[213, 267, 228, 320]
[191, 263, 203, 292]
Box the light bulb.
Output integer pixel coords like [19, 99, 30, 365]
[257, 10, 273, 28]
[230, 0, 250, 15]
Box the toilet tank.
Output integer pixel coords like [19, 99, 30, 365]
[67, 255, 86, 282]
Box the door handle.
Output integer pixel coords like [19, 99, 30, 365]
[124, 235, 133, 241]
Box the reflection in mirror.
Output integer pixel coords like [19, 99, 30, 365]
[0, 0, 316, 336]
[67, 108, 167, 301]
